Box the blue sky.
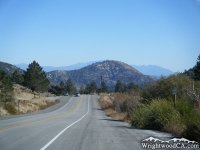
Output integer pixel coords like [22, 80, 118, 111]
[0, 0, 200, 72]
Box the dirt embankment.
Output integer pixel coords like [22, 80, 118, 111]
[0, 84, 60, 116]
[98, 93, 127, 122]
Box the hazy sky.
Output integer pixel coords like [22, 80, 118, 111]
[0, 0, 200, 72]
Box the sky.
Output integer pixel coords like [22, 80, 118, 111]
[0, 0, 200, 72]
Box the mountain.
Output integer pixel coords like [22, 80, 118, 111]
[16, 61, 100, 72]
[16, 61, 174, 78]
[131, 65, 174, 77]
[0, 61, 24, 75]
[47, 60, 154, 88]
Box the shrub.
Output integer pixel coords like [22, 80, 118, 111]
[3, 102, 17, 115]
[131, 99, 181, 130]
[182, 110, 200, 142]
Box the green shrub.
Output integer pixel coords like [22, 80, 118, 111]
[3, 102, 17, 115]
[131, 98, 200, 142]
[131, 99, 181, 130]
[175, 99, 193, 117]
[182, 110, 200, 142]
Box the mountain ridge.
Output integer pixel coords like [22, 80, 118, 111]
[16, 61, 174, 77]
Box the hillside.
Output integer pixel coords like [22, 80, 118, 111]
[0, 61, 24, 75]
[47, 60, 154, 88]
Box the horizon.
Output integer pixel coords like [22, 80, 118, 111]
[1, 0, 200, 72]
[14, 60, 172, 68]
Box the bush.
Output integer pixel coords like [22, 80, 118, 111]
[3, 102, 17, 115]
[131, 99, 181, 130]
[182, 110, 200, 143]
[131, 98, 200, 142]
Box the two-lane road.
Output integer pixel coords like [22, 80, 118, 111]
[0, 95, 173, 150]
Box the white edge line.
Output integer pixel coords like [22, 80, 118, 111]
[40, 95, 90, 150]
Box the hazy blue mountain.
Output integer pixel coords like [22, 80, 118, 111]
[15, 63, 28, 70]
[16, 61, 100, 72]
[131, 65, 174, 77]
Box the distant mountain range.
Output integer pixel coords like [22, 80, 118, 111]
[15, 61, 98, 72]
[132, 65, 174, 78]
[16, 61, 174, 77]
[46, 60, 154, 87]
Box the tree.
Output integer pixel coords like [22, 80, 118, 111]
[84, 84, 91, 94]
[128, 82, 139, 90]
[101, 81, 108, 93]
[66, 78, 76, 95]
[24, 61, 49, 92]
[90, 81, 97, 93]
[115, 80, 124, 92]
[12, 70, 24, 84]
[0, 71, 13, 102]
[194, 54, 200, 80]
[48, 85, 61, 95]
[79, 85, 85, 94]
[60, 81, 66, 95]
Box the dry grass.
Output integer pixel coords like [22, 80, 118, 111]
[99, 93, 130, 123]
[17, 99, 60, 114]
[0, 84, 60, 116]
[98, 93, 113, 109]
[163, 122, 185, 137]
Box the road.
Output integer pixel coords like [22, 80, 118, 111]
[0, 95, 178, 150]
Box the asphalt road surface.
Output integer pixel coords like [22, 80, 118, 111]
[0, 95, 194, 150]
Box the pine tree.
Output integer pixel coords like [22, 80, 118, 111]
[66, 78, 76, 95]
[0, 71, 13, 102]
[194, 54, 200, 80]
[79, 85, 85, 94]
[12, 70, 24, 84]
[60, 81, 66, 95]
[115, 80, 124, 92]
[128, 82, 139, 90]
[90, 81, 97, 93]
[101, 81, 108, 93]
[84, 84, 92, 94]
[24, 61, 49, 92]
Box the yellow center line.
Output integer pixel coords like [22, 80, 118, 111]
[0, 96, 82, 132]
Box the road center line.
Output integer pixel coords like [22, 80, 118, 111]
[40, 95, 90, 150]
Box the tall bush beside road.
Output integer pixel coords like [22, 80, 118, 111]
[131, 98, 200, 142]
[0, 70, 14, 102]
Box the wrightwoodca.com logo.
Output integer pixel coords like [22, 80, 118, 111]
[141, 137, 199, 149]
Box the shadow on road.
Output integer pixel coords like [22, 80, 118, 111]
[99, 118, 123, 122]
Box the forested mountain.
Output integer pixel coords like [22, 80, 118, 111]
[0, 61, 24, 75]
[47, 60, 154, 88]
